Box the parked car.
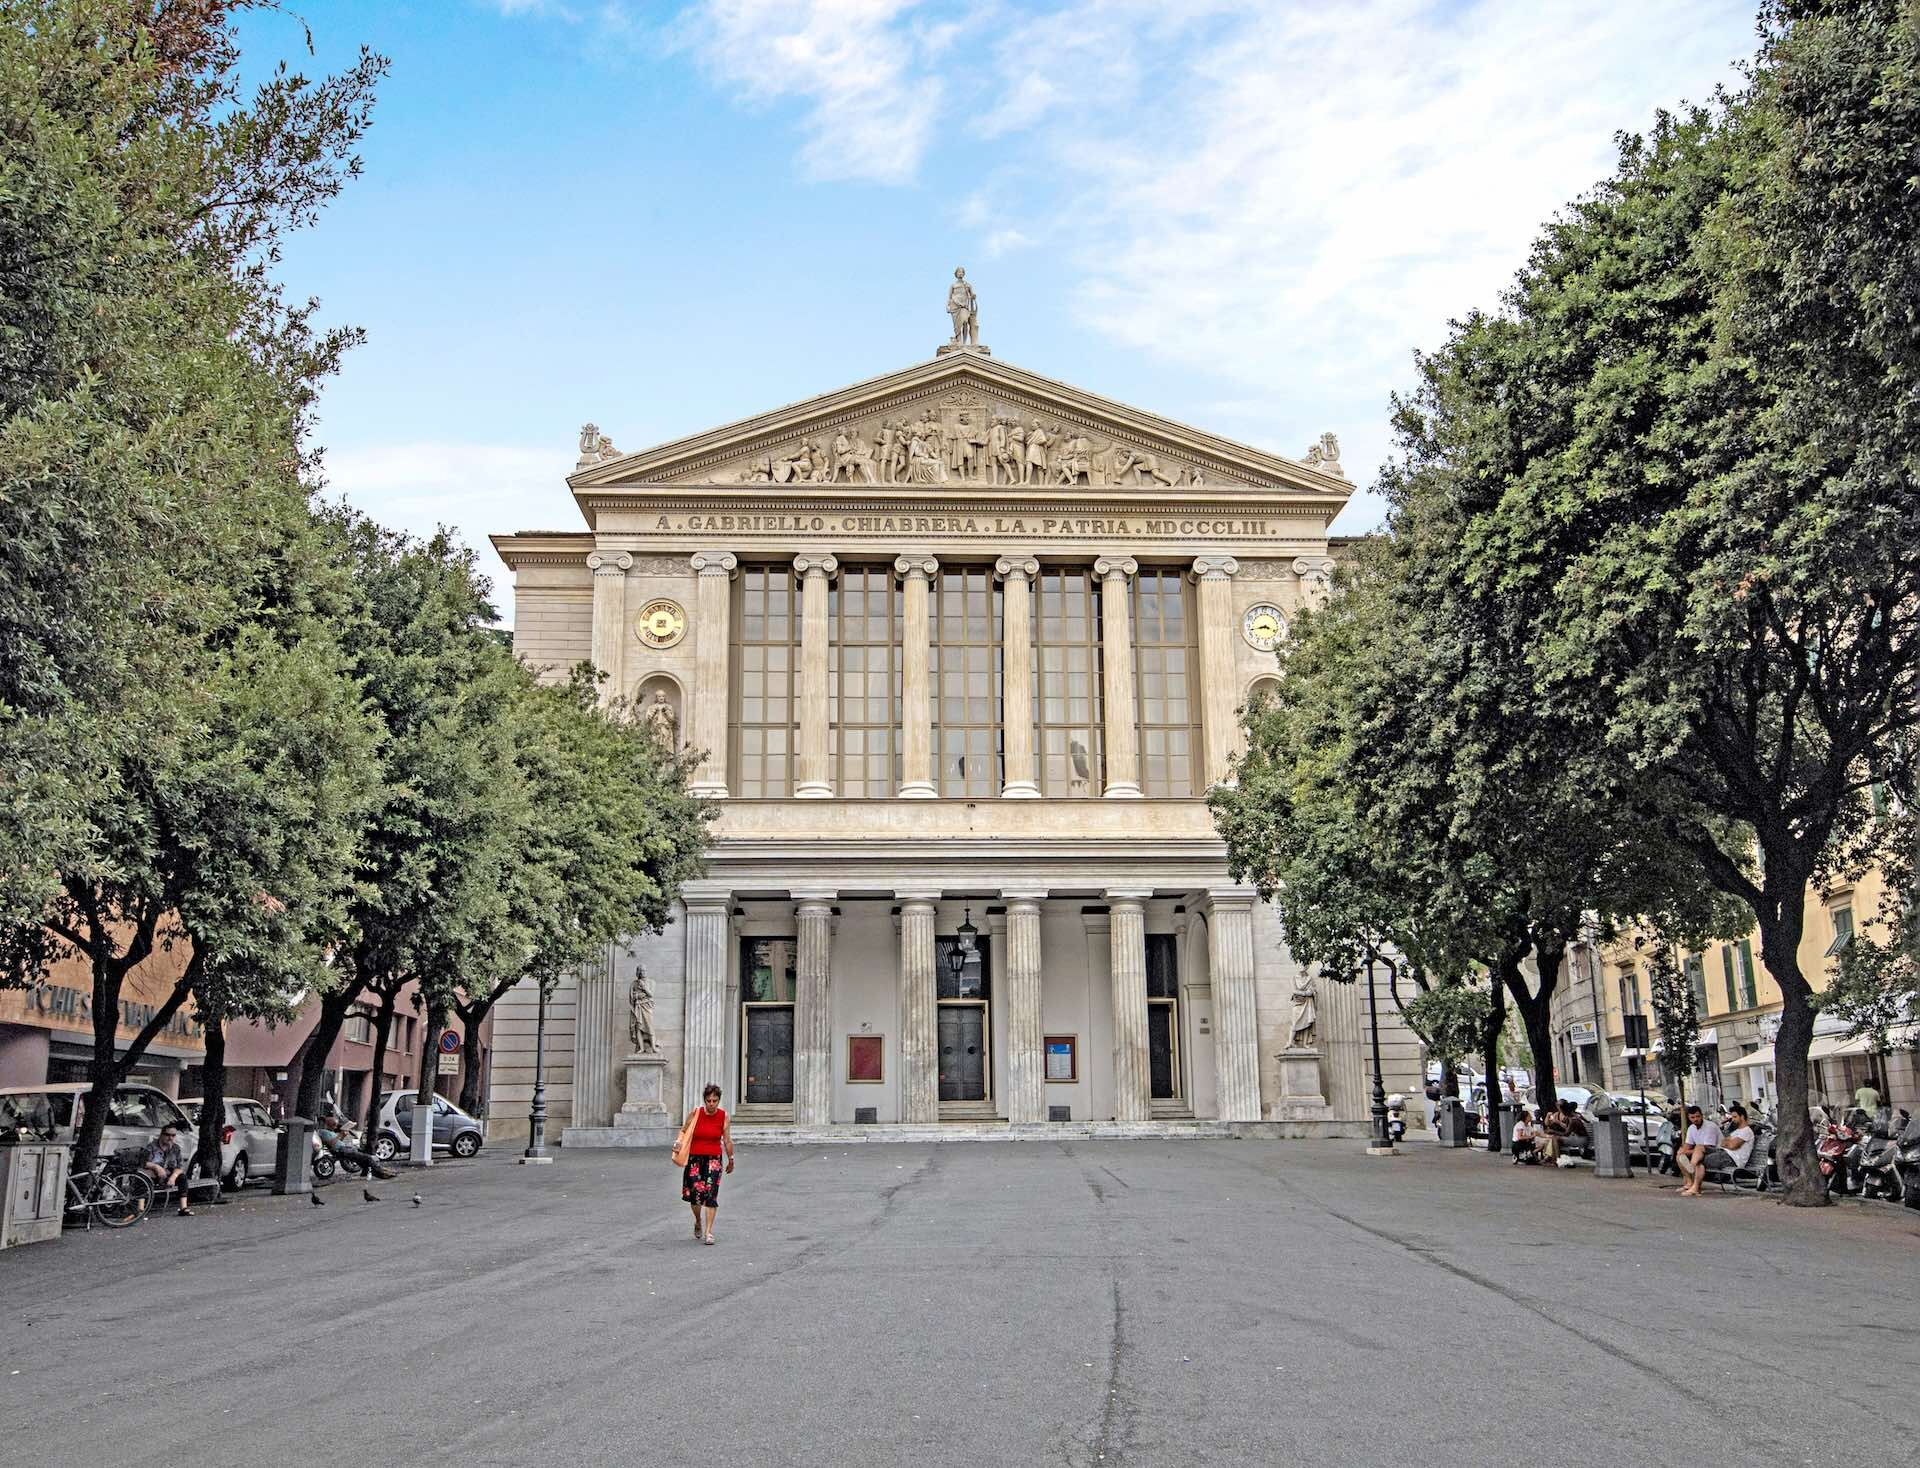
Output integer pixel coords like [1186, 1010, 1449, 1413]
[373, 1090, 484, 1161]
[0, 1082, 201, 1176]
[180, 1096, 281, 1191]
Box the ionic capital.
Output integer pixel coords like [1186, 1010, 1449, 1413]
[994, 555, 1040, 583]
[1189, 555, 1240, 583]
[1093, 555, 1139, 582]
[893, 553, 939, 582]
[792, 553, 839, 582]
[587, 550, 633, 577]
[689, 550, 738, 578]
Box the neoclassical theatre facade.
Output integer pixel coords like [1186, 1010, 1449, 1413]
[486, 322, 1418, 1144]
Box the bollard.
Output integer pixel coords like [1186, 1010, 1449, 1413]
[273, 1118, 314, 1195]
[1590, 1103, 1632, 1178]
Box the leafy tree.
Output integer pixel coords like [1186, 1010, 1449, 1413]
[0, 1, 386, 1173]
[1648, 945, 1700, 1108]
[1403, 983, 1492, 1092]
[1387, 2, 1920, 1203]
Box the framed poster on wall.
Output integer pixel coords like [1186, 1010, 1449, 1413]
[846, 1034, 885, 1083]
[1044, 1035, 1078, 1083]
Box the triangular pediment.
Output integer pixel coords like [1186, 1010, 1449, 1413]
[569, 353, 1348, 496]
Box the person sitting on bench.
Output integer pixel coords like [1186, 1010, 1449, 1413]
[1511, 1108, 1539, 1165]
[1676, 1105, 1721, 1195]
[1538, 1103, 1569, 1162]
[1683, 1104, 1756, 1196]
[140, 1125, 195, 1217]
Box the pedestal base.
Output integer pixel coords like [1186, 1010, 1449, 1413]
[935, 342, 990, 357]
[1271, 1047, 1331, 1120]
[616, 1052, 672, 1128]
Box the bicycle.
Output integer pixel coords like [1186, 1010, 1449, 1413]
[64, 1160, 153, 1229]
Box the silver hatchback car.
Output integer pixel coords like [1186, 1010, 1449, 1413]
[180, 1097, 281, 1191]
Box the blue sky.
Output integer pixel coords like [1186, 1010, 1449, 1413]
[240, 1, 1759, 624]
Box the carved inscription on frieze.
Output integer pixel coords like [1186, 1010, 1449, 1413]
[648, 511, 1281, 541]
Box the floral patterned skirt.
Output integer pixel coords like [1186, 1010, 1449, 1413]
[681, 1154, 723, 1208]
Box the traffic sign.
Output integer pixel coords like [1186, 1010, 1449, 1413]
[436, 1053, 459, 1075]
[438, 1030, 461, 1054]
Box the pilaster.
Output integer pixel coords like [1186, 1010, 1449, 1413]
[1201, 887, 1262, 1122]
[1095, 555, 1142, 798]
[996, 556, 1041, 798]
[792, 554, 838, 798]
[895, 554, 939, 798]
[1003, 889, 1047, 1123]
[586, 549, 632, 708]
[572, 944, 617, 1130]
[681, 888, 732, 1114]
[793, 894, 835, 1126]
[687, 551, 737, 798]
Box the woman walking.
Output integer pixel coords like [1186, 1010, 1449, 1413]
[681, 1084, 733, 1244]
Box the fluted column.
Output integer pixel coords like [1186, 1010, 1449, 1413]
[1204, 888, 1262, 1122]
[687, 551, 737, 798]
[793, 894, 835, 1125]
[1191, 556, 1240, 788]
[895, 554, 938, 798]
[681, 888, 732, 1114]
[897, 893, 940, 1122]
[1095, 555, 1142, 798]
[1107, 890, 1152, 1121]
[573, 945, 617, 1129]
[793, 554, 838, 798]
[1004, 890, 1046, 1123]
[996, 556, 1040, 798]
[586, 549, 632, 707]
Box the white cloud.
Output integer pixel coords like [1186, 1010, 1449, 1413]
[670, 0, 952, 184]
[321, 441, 575, 628]
[676, 0, 1754, 521]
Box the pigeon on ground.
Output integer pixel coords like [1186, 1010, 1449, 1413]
[411, 1194, 423, 1208]
[362, 1188, 382, 1203]
[310, 1193, 325, 1206]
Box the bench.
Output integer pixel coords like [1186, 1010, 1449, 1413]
[1702, 1127, 1770, 1193]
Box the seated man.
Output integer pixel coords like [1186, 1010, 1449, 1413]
[317, 1109, 398, 1181]
[1676, 1105, 1722, 1196]
[1510, 1108, 1538, 1164]
[140, 1125, 195, 1217]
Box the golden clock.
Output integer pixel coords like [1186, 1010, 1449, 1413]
[1242, 603, 1286, 651]
[636, 599, 687, 650]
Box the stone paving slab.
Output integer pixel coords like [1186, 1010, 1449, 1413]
[1, 1139, 1915, 1468]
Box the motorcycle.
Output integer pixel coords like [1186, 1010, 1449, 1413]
[310, 1122, 369, 1184]
[1895, 1110, 1920, 1211]
[1386, 1093, 1407, 1144]
[1855, 1109, 1909, 1203]
[1817, 1110, 1862, 1196]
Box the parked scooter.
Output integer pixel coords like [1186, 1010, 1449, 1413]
[1895, 1110, 1920, 1211]
[1855, 1109, 1909, 1203]
[1386, 1094, 1407, 1144]
[1817, 1110, 1863, 1196]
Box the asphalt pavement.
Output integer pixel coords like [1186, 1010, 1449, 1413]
[3, 1137, 1917, 1468]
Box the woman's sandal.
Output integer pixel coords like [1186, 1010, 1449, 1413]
[177, 1208, 195, 1217]
[703, 1232, 715, 1245]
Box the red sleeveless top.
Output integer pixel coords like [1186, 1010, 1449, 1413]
[689, 1106, 727, 1157]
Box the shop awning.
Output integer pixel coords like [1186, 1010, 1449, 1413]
[1823, 1022, 1920, 1057]
[1723, 1045, 1774, 1070]
[1695, 1028, 1719, 1047]
[1808, 1034, 1855, 1061]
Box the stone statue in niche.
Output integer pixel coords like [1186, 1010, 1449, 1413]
[946, 267, 979, 346]
[1303, 432, 1344, 476]
[1287, 975, 1319, 1050]
[628, 971, 658, 1056]
[1112, 447, 1179, 487]
[642, 688, 678, 751]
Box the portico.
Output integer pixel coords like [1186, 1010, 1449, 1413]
[485, 277, 1421, 1144]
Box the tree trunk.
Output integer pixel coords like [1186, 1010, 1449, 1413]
[292, 980, 363, 1119]
[362, 989, 397, 1142]
[1481, 982, 1507, 1154]
[458, 1019, 485, 1116]
[1760, 904, 1826, 1206]
[71, 946, 128, 1177]
[196, 1004, 228, 1183]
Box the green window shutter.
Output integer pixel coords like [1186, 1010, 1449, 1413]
[1738, 939, 1757, 1009]
[1722, 947, 1738, 1010]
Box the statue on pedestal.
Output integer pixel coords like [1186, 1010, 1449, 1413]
[946, 267, 979, 347]
[1287, 976, 1318, 1050]
[628, 972, 658, 1056]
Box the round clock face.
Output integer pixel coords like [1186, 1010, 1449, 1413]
[1242, 603, 1286, 651]
[636, 599, 687, 650]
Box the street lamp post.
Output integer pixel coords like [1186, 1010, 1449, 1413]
[1364, 952, 1395, 1155]
[521, 977, 553, 1165]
